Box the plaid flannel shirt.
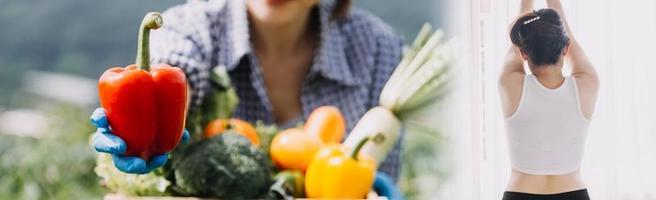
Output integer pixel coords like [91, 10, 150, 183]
[150, 0, 404, 180]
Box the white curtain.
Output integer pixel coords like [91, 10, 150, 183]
[445, 0, 656, 199]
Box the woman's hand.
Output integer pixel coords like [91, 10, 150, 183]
[90, 108, 190, 174]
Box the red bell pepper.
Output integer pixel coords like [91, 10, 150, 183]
[98, 12, 188, 160]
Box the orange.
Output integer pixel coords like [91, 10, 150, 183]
[269, 128, 321, 171]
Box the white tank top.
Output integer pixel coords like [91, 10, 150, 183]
[505, 74, 590, 175]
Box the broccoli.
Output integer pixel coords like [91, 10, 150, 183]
[171, 132, 273, 199]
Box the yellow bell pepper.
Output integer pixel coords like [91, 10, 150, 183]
[304, 136, 377, 199]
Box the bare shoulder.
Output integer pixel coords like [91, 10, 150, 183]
[499, 71, 525, 93]
[572, 66, 600, 103]
[572, 69, 600, 120]
[499, 72, 526, 118]
[499, 73, 525, 111]
[572, 71, 600, 92]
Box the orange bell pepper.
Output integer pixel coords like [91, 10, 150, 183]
[98, 12, 187, 160]
[204, 118, 260, 146]
[304, 136, 377, 199]
[269, 128, 321, 171]
[304, 106, 346, 143]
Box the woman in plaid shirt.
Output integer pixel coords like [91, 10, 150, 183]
[92, 0, 405, 184]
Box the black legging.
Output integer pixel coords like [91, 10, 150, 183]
[502, 189, 590, 200]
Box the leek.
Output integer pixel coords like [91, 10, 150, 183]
[344, 24, 453, 164]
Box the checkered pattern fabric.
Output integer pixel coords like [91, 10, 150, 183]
[150, 0, 404, 181]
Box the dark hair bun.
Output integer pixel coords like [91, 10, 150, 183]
[510, 8, 569, 66]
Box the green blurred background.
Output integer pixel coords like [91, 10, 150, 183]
[0, 0, 446, 199]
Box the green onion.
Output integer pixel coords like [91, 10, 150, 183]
[344, 24, 453, 164]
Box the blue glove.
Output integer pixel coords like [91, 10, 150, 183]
[373, 172, 404, 200]
[90, 108, 190, 174]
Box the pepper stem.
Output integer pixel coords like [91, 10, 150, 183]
[136, 12, 163, 71]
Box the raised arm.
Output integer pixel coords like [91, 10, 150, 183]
[546, 0, 598, 80]
[502, 0, 534, 76]
[547, 0, 598, 119]
[499, 0, 534, 117]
